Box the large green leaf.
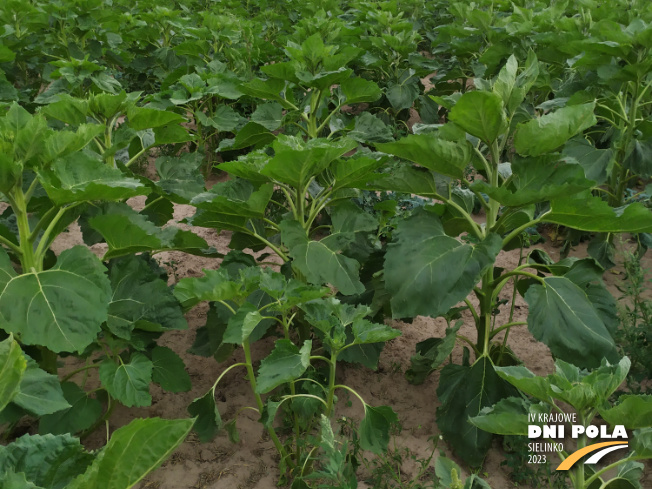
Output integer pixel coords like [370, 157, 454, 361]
[151, 347, 191, 393]
[340, 77, 382, 104]
[384, 210, 501, 318]
[0, 246, 111, 353]
[89, 204, 218, 259]
[188, 388, 221, 442]
[524, 276, 619, 368]
[0, 433, 94, 489]
[68, 417, 194, 489]
[154, 152, 205, 204]
[359, 405, 399, 455]
[173, 269, 241, 310]
[436, 357, 517, 467]
[261, 137, 357, 189]
[38, 153, 148, 205]
[468, 397, 536, 436]
[545, 192, 652, 233]
[127, 107, 186, 131]
[99, 353, 153, 407]
[13, 358, 70, 416]
[38, 382, 103, 435]
[449, 91, 507, 143]
[599, 395, 652, 430]
[563, 137, 612, 184]
[406, 322, 461, 385]
[473, 155, 594, 207]
[376, 133, 471, 179]
[493, 365, 552, 403]
[222, 302, 264, 344]
[106, 256, 187, 339]
[514, 103, 597, 156]
[256, 339, 312, 394]
[281, 220, 364, 295]
[0, 335, 25, 412]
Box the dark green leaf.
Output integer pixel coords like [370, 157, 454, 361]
[188, 388, 221, 442]
[151, 347, 191, 393]
[449, 91, 507, 143]
[0, 335, 26, 412]
[256, 340, 312, 394]
[359, 405, 398, 454]
[99, 353, 153, 407]
[38, 382, 103, 435]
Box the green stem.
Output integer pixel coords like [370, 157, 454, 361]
[61, 363, 100, 383]
[489, 321, 527, 339]
[325, 351, 338, 417]
[212, 362, 247, 390]
[0, 234, 21, 256]
[13, 188, 37, 271]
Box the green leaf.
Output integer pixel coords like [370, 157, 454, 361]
[188, 388, 221, 442]
[222, 302, 264, 344]
[376, 133, 471, 179]
[629, 428, 652, 458]
[259, 398, 283, 429]
[473, 155, 594, 207]
[514, 103, 597, 156]
[359, 405, 398, 454]
[0, 433, 94, 488]
[13, 358, 70, 416]
[261, 137, 357, 190]
[173, 269, 241, 310]
[0, 335, 26, 412]
[524, 276, 618, 368]
[127, 107, 186, 131]
[563, 137, 612, 184]
[436, 357, 517, 467]
[3, 469, 41, 489]
[225, 121, 275, 150]
[385, 210, 501, 318]
[68, 417, 194, 489]
[89, 204, 217, 259]
[38, 382, 103, 435]
[406, 322, 462, 385]
[599, 395, 652, 430]
[107, 256, 187, 339]
[493, 365, 552, 403]
[468, 397, 532, 436]
[625, 138, 652, 178]
[340, 77, 382, 104]
[99, 353, 153, 407]
[545, 192, 652, 233]
[0, 246, 111, 353]
[281, 220, 364, 295]
[195, 105, 240, 132]
[151, 347, 191, 393]
[351, 319, 400, 345]
[386, 80, 420, 110]
[240, 78, 294, 108]
[155, 152, 205, 204]
[349, 113, 393, 143]
[251, 103, 283, 131]
[449, 91, 507, 143]
[41, 96, 89, 126]
[256, 339, 312, 394]
[39, 153, 148, 205]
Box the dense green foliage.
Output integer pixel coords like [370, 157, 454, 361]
[1, 0, 652, 486]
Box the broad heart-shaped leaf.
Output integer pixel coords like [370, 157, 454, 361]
[281, 220, 364, 295]
[359, 405, 399, 455]
[89, 204, 219, 259]
[251, 102, 283, 131]
[545, 192, 652, 233]
[514, 103, 597, 156]
[340, 77, 382, 104]
[224, 121, 275, 150]
[449, 91, 507, 144]
[195, 105, 241, 132]
[376, 133, 471, 179]
[0, 335, 26, 412]
[106, 255, 187, 339]
[240, 78, 294, 109]
[0, 433, 94, 488]
[3, 469, 41, 489]
[563, 137, 613, 184]
[599, 395, 652, 430]
[99, 353, 153, 407]
[189, 180, 273, 233]
[406, 322, 462, 385]
[261, 137, 357, 190]
[38, 382, 103, 435]
[13, 357, 70, 416]
[436, 357, 518, 467]
[473, 155, 594, 207]
[629, 428, 652, 458]
[67, 417, 194, 489]
[127, 107, 186, 131]
[188, 388, 221, 442]
[38, 153, 149, 205]
[625, 137, 652, 178]
[524, 276, 619, 368]
[154, 152, 205, 204]
[188, 302, 235, 362]
[256, 339, 312, 394]
[351, 319, 400, 345]
[468, 397, 535, 436]
[151, 347, 191, 393]
[385, 209, 501, 318]
[0, 246, 111, 353]
[173, 269, 242, 310]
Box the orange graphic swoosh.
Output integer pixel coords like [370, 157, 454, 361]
[556, 441, 628, 471]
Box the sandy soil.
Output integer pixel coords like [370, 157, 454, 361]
[41, 178, 650, 489]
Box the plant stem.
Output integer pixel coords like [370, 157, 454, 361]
[324, 351, 338, 417]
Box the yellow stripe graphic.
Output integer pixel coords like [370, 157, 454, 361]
[556, 441, 628, 471]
